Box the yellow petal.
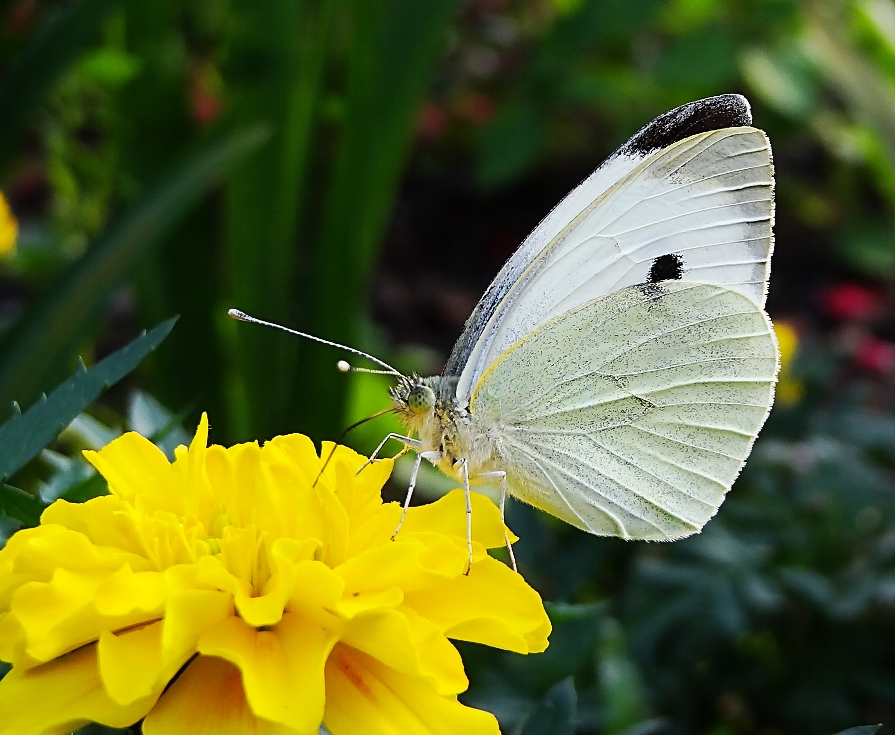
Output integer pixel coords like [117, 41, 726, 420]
[328, 449, 391, 531]
[39, 496, 179, 569]
[6, 523, 148, 580]
[197, 612, 338, 732]
[98, 621, 170, 705]
[10, 563, 165, 668]
[175, 412, 214, 518]
[0, 642, 157, 735]
[94, 565, 166, 616]
[263, 433, 321, 488]
[323, 644, 499, 735]
[204, 441, 261, 530]
[403, 556, 551, 654]
[84, 433, 184, 514]
[0, 192, 17, 255]
[285, 560, 345, 631]
[143, 655, 300, 735]
[314, 481, 351, 569]
[341, 608, 467, 695]
[335, 587, 404, 619]
[398, 489, 517, 547]
[334, 537, 465, 601]
[0, 525, 68, 608]
[232, 536, 302, 628]
[160, 566, 235, 662]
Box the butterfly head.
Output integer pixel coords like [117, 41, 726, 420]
[391, 375, 432, 420]
[391, 374, 459, 427]
[407, 383, 436, 414]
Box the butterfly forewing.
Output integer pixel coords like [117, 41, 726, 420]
[469, 281, 778, 540]
[448, 95, 773, 407]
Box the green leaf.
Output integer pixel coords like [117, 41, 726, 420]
[544, 601, 607, 624]
[0, 0, 124, 167]
[224, 0, 336, 441]
[0, 318, 176, 484]
[476, 101, 545, 190]
[0, 484, 45, 526]
[0, 126, 268, 411]
[599, 618, 650, 734]
[831, 728, 883, 735]
[78, 47, 142, 87]
[517, 677, 577, 735]
[298, 0, 461, 441]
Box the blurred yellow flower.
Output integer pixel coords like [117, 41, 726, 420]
[0, 415, 550, 735]
[0, 192, 17, 255]
[774, 320, 803, 406]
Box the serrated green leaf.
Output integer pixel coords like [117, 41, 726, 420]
[0, 484, 45, 526]
[517, 677, 577, 735]
[0, 126, 268, 411]
[0, 0, 124, 167]
[0, 318, 176, 484]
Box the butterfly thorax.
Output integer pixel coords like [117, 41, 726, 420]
[390, 374, 498, 478]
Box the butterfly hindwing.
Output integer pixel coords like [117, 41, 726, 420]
[469, 281, 778, 540]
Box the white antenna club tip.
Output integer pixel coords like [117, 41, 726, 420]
[227, 306, 402, 375]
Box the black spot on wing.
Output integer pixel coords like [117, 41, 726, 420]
[648, 253, 685, 283]
[621, 94, 752, 157]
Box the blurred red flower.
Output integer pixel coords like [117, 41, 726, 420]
[822, 283, 881, 321]
[458, 92, 496, 125]
[189, 64, 224, 126]
[418, 102, 448, 140]
[7, 0, 36, 34]
[854, 336, 895, 374]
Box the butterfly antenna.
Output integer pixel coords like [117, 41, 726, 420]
[228, 308, 402, 376]
[336, 360, 399, 376]
[312, 406, 398, 487]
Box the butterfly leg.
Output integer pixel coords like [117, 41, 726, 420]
[391, 449, 441, 541]
[459, 458, 474, 574]
[358, 433, 421, 474]
[476, 471, 516, 572]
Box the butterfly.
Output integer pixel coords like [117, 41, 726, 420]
[232, 93, 779, 570]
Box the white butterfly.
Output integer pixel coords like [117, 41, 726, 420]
[233, 93, 779, 569]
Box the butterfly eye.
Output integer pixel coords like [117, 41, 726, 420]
[407, 385, 436, 414]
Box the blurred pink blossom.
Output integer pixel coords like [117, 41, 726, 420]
[458, 91, 496, 125]
[854, 336, 895, 374]
[822, 283, 881, 321]
[418, 102, 448, 140]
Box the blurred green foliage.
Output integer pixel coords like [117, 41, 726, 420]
[5, 0, 895, 734]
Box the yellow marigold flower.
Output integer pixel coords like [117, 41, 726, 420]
[775, 321, 798, 373]
[0, 415, 550, 735]
[774, 320, 804, 406]
[0, 192, 17, 255]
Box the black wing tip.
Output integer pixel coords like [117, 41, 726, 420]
[621, 94, 753, 157]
